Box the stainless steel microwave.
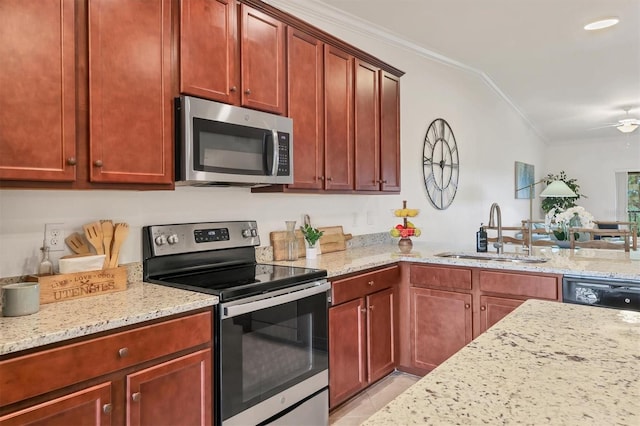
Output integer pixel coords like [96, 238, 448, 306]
[176, 95, 293, 186]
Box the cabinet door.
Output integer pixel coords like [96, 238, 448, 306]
[0, 383, 111, 426]
[379, 71, 401, 192]
[88, 0, 173, 184]
[366, 288, 395, 383]
[410, 287, 472, 372]
[479, 296, 524, 334]
[324, 46, 354, 191]
[240, 4, 285, 114]
[0, 0, 76, 182]
[126, 349, 212, 426]
[354, 60, 380, 191]
[329, 298, 366, 409]
[286, 28, 324, 190]
[180, 0, 239, 104]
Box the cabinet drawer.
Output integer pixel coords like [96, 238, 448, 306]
[0, 311, 212, 407]
[479, 271, 559, 300]
[332, 265, 399, 305]
[410, 264, 471, 290]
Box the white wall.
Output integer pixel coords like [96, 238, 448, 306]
[545, 135, 640, 220]
[0, 2, 547, 277]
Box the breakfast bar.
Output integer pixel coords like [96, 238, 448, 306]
[362, 299, 640, 425]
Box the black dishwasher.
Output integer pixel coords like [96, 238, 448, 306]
[563, 275, 640, 312]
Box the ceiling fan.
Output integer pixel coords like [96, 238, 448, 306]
[590, 108, 640, 133]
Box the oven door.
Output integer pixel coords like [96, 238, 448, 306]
[218, 280, 330, 426]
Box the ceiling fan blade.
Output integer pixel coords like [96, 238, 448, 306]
[587, 124, 618, 130]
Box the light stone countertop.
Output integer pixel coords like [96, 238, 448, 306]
[0, 281, 218, 356]
[272, 241, 640, 281]
[362, 299, 640, 425]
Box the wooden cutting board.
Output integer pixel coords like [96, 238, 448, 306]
[270, 226, 353, 260]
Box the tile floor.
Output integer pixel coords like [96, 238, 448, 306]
[329, 371, 421, 425]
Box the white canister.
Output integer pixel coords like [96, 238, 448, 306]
[2, 282, 40, 317]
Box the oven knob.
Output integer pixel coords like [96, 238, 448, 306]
[242, 229, 252, 238]
[155, 235, 167, 246]
[167, 234, 179, 245]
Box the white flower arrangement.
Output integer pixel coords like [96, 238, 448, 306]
[545, 206, 594, 240]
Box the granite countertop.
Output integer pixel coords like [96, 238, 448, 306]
[363, 299, 640, 425]
[273, 241, 640, 281]
[1, 240, 637, 356]
[0, 281, 218, 356]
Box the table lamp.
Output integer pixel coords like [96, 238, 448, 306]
[518, 179, 577, 253]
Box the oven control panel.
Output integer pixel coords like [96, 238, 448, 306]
[145, 221, 260, 256]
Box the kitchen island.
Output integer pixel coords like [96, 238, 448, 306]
[363, 298, 640, 425]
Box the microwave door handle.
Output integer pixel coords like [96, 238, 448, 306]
[270, 129, 279, 176]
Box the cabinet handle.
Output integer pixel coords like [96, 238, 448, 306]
[131, 392, 141, 402]
[118, 347, 129, 358]
[244, 89, 251, 95]
[230, 86, 237, 92]
[367, 280, 374, 286]
[66, 157, 77, 166]
[102, 403, 112, 414]
[464, 304, 471, 309]
[480, 306, 486, 311]
[93, 160, 103, 167]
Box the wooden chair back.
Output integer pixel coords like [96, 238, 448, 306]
[593, 221, 638, 249]
[569, 227, 635, 252]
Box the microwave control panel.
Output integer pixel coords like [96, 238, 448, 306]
[277, 133, 290, 176]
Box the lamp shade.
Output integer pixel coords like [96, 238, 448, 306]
[539, 180, 577, 198]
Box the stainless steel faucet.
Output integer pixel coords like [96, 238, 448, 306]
[488, 203, 503, 254]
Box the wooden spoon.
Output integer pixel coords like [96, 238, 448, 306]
[65, 232, 91, 254]
[109, 223, 130, 268]
[83, 221, 104, 254]
[101, 220, 114, 269]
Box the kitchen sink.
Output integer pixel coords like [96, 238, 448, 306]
[435, 252, 549, 264]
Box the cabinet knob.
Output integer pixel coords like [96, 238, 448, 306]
[230, 86, 237, 92]
[66, 157, 77, 166]
[102, 403, 112, 414]
[131, 392, 141, 402]
[480, 306, 486, 311]
[244, 89, 251, 95]
[318, 176, 325, 181]
[381, 180, 388, 184]
[369, 305, 375, 310]
[326, 177, 333, 181]
[367, 280, 374, 286]
[118, 347, 129, 358]
[464, 303, 471, 309]
[93, 160, 103, 167]
[360, 308, 367, 313]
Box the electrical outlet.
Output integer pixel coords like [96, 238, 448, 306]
[45, 223, 65, 251]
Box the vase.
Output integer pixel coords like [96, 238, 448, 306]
[306, 246, 318, 259]
[285, 221, 298, 261]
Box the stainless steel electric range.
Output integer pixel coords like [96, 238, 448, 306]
[142, 221, 330, 426]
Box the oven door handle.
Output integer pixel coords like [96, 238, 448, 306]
[222, 281, 331, 319]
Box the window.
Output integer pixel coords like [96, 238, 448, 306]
[628, 172, 640, 233]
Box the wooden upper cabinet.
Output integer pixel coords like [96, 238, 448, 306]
[324, 46, 354, 191]
[88, 0, 173, 185]
[240, 4, 286, 114]
[180, 0, 239, 104]
[380, 71, 401, 192]
[0, 0, 76, 182]
[286, 28, 324, 190]
[354, 60, 380, 191]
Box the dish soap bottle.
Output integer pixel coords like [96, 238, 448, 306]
[476, 224, 487, 252]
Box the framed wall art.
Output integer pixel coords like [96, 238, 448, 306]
[515, 161, 534, 199]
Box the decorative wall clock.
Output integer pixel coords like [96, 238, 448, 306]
[422, 118, 459, 210]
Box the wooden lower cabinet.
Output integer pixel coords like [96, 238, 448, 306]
[479, 296, 524, 334]
[329, 287, 395, 409]
[0, 310, 212, 425]
[329, 266, 399, 409]
[0, 383, 112, 426]
[410, 287, 472, 372]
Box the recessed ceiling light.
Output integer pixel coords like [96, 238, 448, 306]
[584, 18, 619, 31]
